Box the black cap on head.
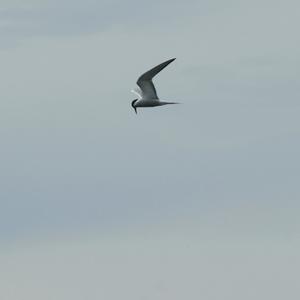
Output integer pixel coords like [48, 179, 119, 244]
[131, 99, 138, 114]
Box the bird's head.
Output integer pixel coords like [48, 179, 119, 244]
[131, 99, 138, 114]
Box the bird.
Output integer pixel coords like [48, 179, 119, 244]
[131, 58, 179, 114]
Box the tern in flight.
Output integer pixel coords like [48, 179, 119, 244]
[131, 58, 179, 114]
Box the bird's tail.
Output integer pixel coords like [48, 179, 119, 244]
[160, 101, 180, 105]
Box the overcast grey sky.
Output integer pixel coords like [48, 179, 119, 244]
[1, 0, 300, 299]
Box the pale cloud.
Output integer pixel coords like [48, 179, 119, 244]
[0, 0, 201, 44]
[1, 0, 300, 241]
[1, 232, 300, 300]
[0, 1, 300, 298]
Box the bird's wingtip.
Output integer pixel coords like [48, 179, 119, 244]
[166, 58, 176, 62]
[165, 58, 176, 64]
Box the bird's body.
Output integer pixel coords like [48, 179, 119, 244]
[131, 58, 178, 113]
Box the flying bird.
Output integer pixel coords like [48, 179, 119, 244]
[131, 58, 179, 114]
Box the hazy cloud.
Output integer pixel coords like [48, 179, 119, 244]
[0, 0, 300, 298]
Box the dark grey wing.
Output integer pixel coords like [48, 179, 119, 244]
[136, 58, 176, 99]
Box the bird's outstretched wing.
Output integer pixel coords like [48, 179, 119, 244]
[137, 58, 176, 100]
[131, 88, 142, 99]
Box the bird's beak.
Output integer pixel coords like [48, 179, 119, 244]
[134, 107, 137, 114]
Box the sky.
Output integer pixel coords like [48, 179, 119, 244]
[1, 0, 300, 299]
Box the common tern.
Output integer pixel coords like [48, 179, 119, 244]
[131, 58, 179, 114]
